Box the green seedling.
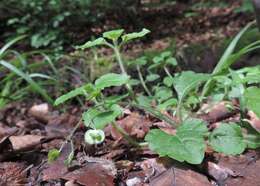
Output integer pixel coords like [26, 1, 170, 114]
[145, 25, 260, 165]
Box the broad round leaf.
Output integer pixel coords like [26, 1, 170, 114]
[209, 123, 246, 155]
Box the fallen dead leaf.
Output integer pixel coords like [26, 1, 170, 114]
[109, 112, 151, 140]
[0, 162, 28, 186]
[9, 135, 44, 151]
[206, 161, 237, 184]
[212, 151, 260, 186]
[199, 101, 238, 124]
[140, 158, 211, 186]
[62, 163, 115, 186]
[42, 143, 72, 181]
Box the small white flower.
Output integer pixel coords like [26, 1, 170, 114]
[84, 129, 105, 145]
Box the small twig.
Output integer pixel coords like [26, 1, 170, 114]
[59, 119, 82, 152]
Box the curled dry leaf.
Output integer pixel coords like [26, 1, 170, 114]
[9, 135, 44, 151]
[0, 162, 28, 186]
[199, 102, 238, 124]
[206, 161, 236, 184]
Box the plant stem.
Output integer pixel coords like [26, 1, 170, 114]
[112, 42, 137, 102]
[111, 122, 141, 147]
[132, 103, 177, 127]
[59, 119, 82, 152]
[164, 66, 173, 79]
[136, 65, 152, 96]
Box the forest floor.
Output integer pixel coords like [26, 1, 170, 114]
[1, 1, 260, 186]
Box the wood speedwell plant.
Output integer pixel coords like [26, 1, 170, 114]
[49, 24, 260, 165]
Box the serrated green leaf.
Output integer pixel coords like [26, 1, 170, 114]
[209, 123, 246, 155]
[145, 119, 207, 164]
[95, 73, 129, 90]
[76, 37, 105, 49]
[103, 29, 124, 40]
[244, 87, 260, 118]
[173, 71, 210, 102]
[48, 149, 60, 163]
[122, 28, 150, 42]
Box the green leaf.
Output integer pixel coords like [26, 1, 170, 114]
[48, 149, 60, 163]
[82, 108, 101, 127]
[173, 71, 210, 102]
[95, 73, 129, 90]
[76, 37, 106, 49]
[93, 104, 123, 129]
[157, 98, 177, 110]
[146, 74, 160, 82]
[103, 29, 124, 40]
[54, 84, 94, 105]
[209, 123, 246, 155]
[244, 87, 260, 117]
[105, 94, 129, 105]
[154, 86, 173, 103]
[84, 129, 105, 145]
[122, 28, 150, 42]
[163, 76, 174, 87]
[145, 119, 207, 164]
[166, 57, 178, 66]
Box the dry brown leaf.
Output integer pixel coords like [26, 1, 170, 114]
[62, 163, 115, 186]
[0, 162, 28, 186]
[109, 112, 151, 140]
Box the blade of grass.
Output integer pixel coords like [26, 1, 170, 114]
[0, 60, 53, 104]
[202, 22, 254, 96]
[0, 35, 26, 58]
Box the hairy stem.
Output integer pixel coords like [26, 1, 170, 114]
[111, 122, 141, 147]
[164, 66, 173, 79]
